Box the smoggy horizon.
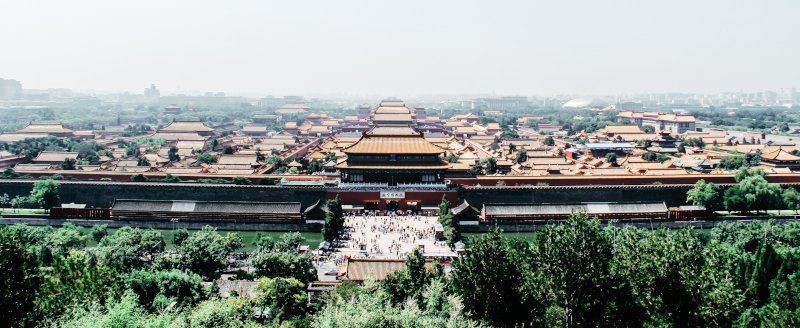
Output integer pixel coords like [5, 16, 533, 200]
[2, 1, 798, 96]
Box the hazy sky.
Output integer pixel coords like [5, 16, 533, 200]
[1, 1, 798, 97]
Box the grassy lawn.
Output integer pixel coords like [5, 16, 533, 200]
[77, 226, 322, 252]
[716, 210, 800, 217]
[0, 208, 47, 214]
[463, 232, 540, 243]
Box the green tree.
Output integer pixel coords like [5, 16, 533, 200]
[255, 277, 308, 322]
[313, 281, 480, 328]
[253, 233, 276, 251]
[469, 162, 483, 175]
[724, 185, 751, 214]
[167, 146, 179, 162]
[130, 173, 147, 182]
[223, 232, 244, 252]
[161, 173, 180, 183]
[252, 251, 316, 283]
[35, 251, 121, 323]
[275, 232, 305, 251]
[196, 153, 217, 164]
[483, 157, 498, 175]
[720, 155, 748, 170]
[543, 136, 555, 146]
[0, 168, 19, 179]
[405, 247, 431, 298]
[232, 176, 250, 185]
[437, 196, 460, 245]
[783, 187, 800, 214]
[29, 178, 60, 210]
[605, 153, 619, 167]
[515, 150, 528, 164]
[10, 195, 32, 212]
[737, 174, 783, 213]
[609, 227, 711, 326]
[187, 297, 256, 327]
[322, 195, 344, 243]
[172, 228, 189, 246]
[450, 228, 529, 326]
[525, 212, 619, 327]
[96, 227, 165, 271]
[60, 158, 76, 170]
[89, 224, 108, 243]
[308, 159, 323, 173]
[642, 151, 668, 162]
[125, 269, 207, 312]
[0, 226, 41, 327]
[686, 179, 723, 212]
[173, 225, 235, 280]
[381, 247, 433, 305]
[44, 223, 88, 259]
[137, 157, 150, 166]
[744, 242, 782, 308]
[735, 167, 766, 182]
[683, 138, 705, 148]
[0, 193, 9, 213]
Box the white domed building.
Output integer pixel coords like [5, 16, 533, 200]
[562, 97, 612, 109]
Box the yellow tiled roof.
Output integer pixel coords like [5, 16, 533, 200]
[603, 125, 643, 134]
[343, 134, 445, 155]
[335, 161, 450, 170]
[373, 113, 413, 122]
[762, 149, 800, 161]
[159, 120, 214, 132]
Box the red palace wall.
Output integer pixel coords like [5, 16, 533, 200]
[327, 190, 457, 211]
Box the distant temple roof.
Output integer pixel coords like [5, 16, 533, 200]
[32, 151, 78, 163]
[0, 133, 49, 143]
[372, 113, 413, 123]
[374, 107, 411, 115]
[369, 126, 417, 135]
[15, 122, 73, 134]
[379, 100, 405, 107]
[150, 132, 207, 141]
[158, 120, 214, 133]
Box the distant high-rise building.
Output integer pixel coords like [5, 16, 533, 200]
[144, 84, 160, 99]
[613, 102, 644, 111]
[470, 96, 532, 111]
[778, 88, 797, 105]
[763, 90, 778, 105]
[0, 78, 22, 100]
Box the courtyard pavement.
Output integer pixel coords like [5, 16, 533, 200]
[314, 214, 456, 281]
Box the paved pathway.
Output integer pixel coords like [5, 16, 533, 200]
[313, 214, 455, 280]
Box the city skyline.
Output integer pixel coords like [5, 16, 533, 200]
[2, 0, 798, 96]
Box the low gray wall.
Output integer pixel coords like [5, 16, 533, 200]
[458, 185, 694, 208]
[0, 217, 322, 232]
[461, 217, 800, 232]
[0, 180, 327, 208]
